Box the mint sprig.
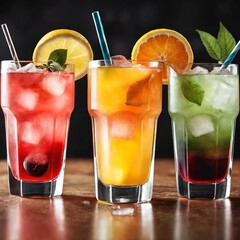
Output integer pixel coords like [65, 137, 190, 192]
[196, 22, 236, 62]
[36, 49, 67, 71]
[181, 77, 204, 106]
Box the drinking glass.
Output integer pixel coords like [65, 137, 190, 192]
[88, 59, 162, 203]
[1, 60, 74, 197]
[168, 63, 239, 198]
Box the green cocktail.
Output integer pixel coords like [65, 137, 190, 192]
[169, 63, 239, 198]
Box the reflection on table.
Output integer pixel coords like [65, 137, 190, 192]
[1, 159, 240, 240]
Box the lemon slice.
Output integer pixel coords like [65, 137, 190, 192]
[32, 29, 93, 80]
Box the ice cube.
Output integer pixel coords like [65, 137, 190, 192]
[16, 89, 39, 110]
[185, 66, 209, 74]
[53, 93, 70, 110]
[16, 63, 42, 73]
[81, 200, 90, 205]
[19, 115, 54, 145]
[112, 207, 134, 216]
[210, 82, 233, 110]
[111, 55, 132, 66]
[188, 115, 214, 137]
[37, 114, 54, 141]
[19, 122, 42, 144]
[111, 205, 121, 210]
[2, 62, 17, 72]
[110, 113, 137, 139]
[210, 67, 232, 75]
[40, 74, 66, 96]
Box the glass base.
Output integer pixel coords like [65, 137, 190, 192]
[176, 173, 231, 199]
[95, 178, 153, 203]
[8, 166, 64, 197]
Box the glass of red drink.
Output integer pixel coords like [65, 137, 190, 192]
[1, 60, 74, 197]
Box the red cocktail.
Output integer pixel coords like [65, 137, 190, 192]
[1, 61, 74, 196]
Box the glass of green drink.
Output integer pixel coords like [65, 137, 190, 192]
[168, 63, 239, 199]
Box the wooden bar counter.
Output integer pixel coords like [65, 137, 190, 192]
[1, 159, 240, 240]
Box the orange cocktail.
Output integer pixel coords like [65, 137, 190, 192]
[88, 59, 162, 203]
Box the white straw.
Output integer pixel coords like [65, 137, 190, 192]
[1, 23, 21, 68]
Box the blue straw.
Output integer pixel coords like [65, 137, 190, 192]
[221, 40, 240, 69]
[92, 11, 112, 65]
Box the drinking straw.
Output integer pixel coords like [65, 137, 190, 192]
[1, 23, 21, 68]
[221, 40, 240, 69]
[92, 11, 112, 65]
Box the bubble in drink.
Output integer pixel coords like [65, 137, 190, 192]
[188, 114, 214, 137]
[15, 89, 39, 110]
[40, 74, 66, 96]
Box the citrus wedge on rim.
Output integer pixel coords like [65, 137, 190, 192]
[32, 29, 93, 80]
[131, 28, 194, 84]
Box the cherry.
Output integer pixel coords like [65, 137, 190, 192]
[23, 153, 49, 177]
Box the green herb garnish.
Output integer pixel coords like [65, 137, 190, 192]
[36, 49, 67, 71]
[196, 22, 236, 62]
[181, 77, 204, 106]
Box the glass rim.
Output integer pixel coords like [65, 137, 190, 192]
[168, 62, 239, 68]
[1, 60, 75, 74]
[88, 59, 163, 68]
[1, 60, 75, 66]
[169, 62, 239, 76]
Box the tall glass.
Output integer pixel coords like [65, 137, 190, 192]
[1, 60, 74, 197]
[168, 63, 239, 199]
[88, 59, 162, 203]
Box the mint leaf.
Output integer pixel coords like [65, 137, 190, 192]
[46, 60, 65, 71]
[196, 22, 236, 62]
[48, 49, 67, 66]
[217, 22, 236, 61]
[181, 77, 204, 106]
[36, 49, 67, 71]
[196, 30, 222, 61]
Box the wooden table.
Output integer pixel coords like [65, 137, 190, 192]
[1, 159, 240, 240]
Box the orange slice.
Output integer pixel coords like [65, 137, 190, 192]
[126, 78, 150, 106]
[131, 29, 194, 84]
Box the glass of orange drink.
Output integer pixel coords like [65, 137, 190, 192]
[88, 58, 162, 203]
